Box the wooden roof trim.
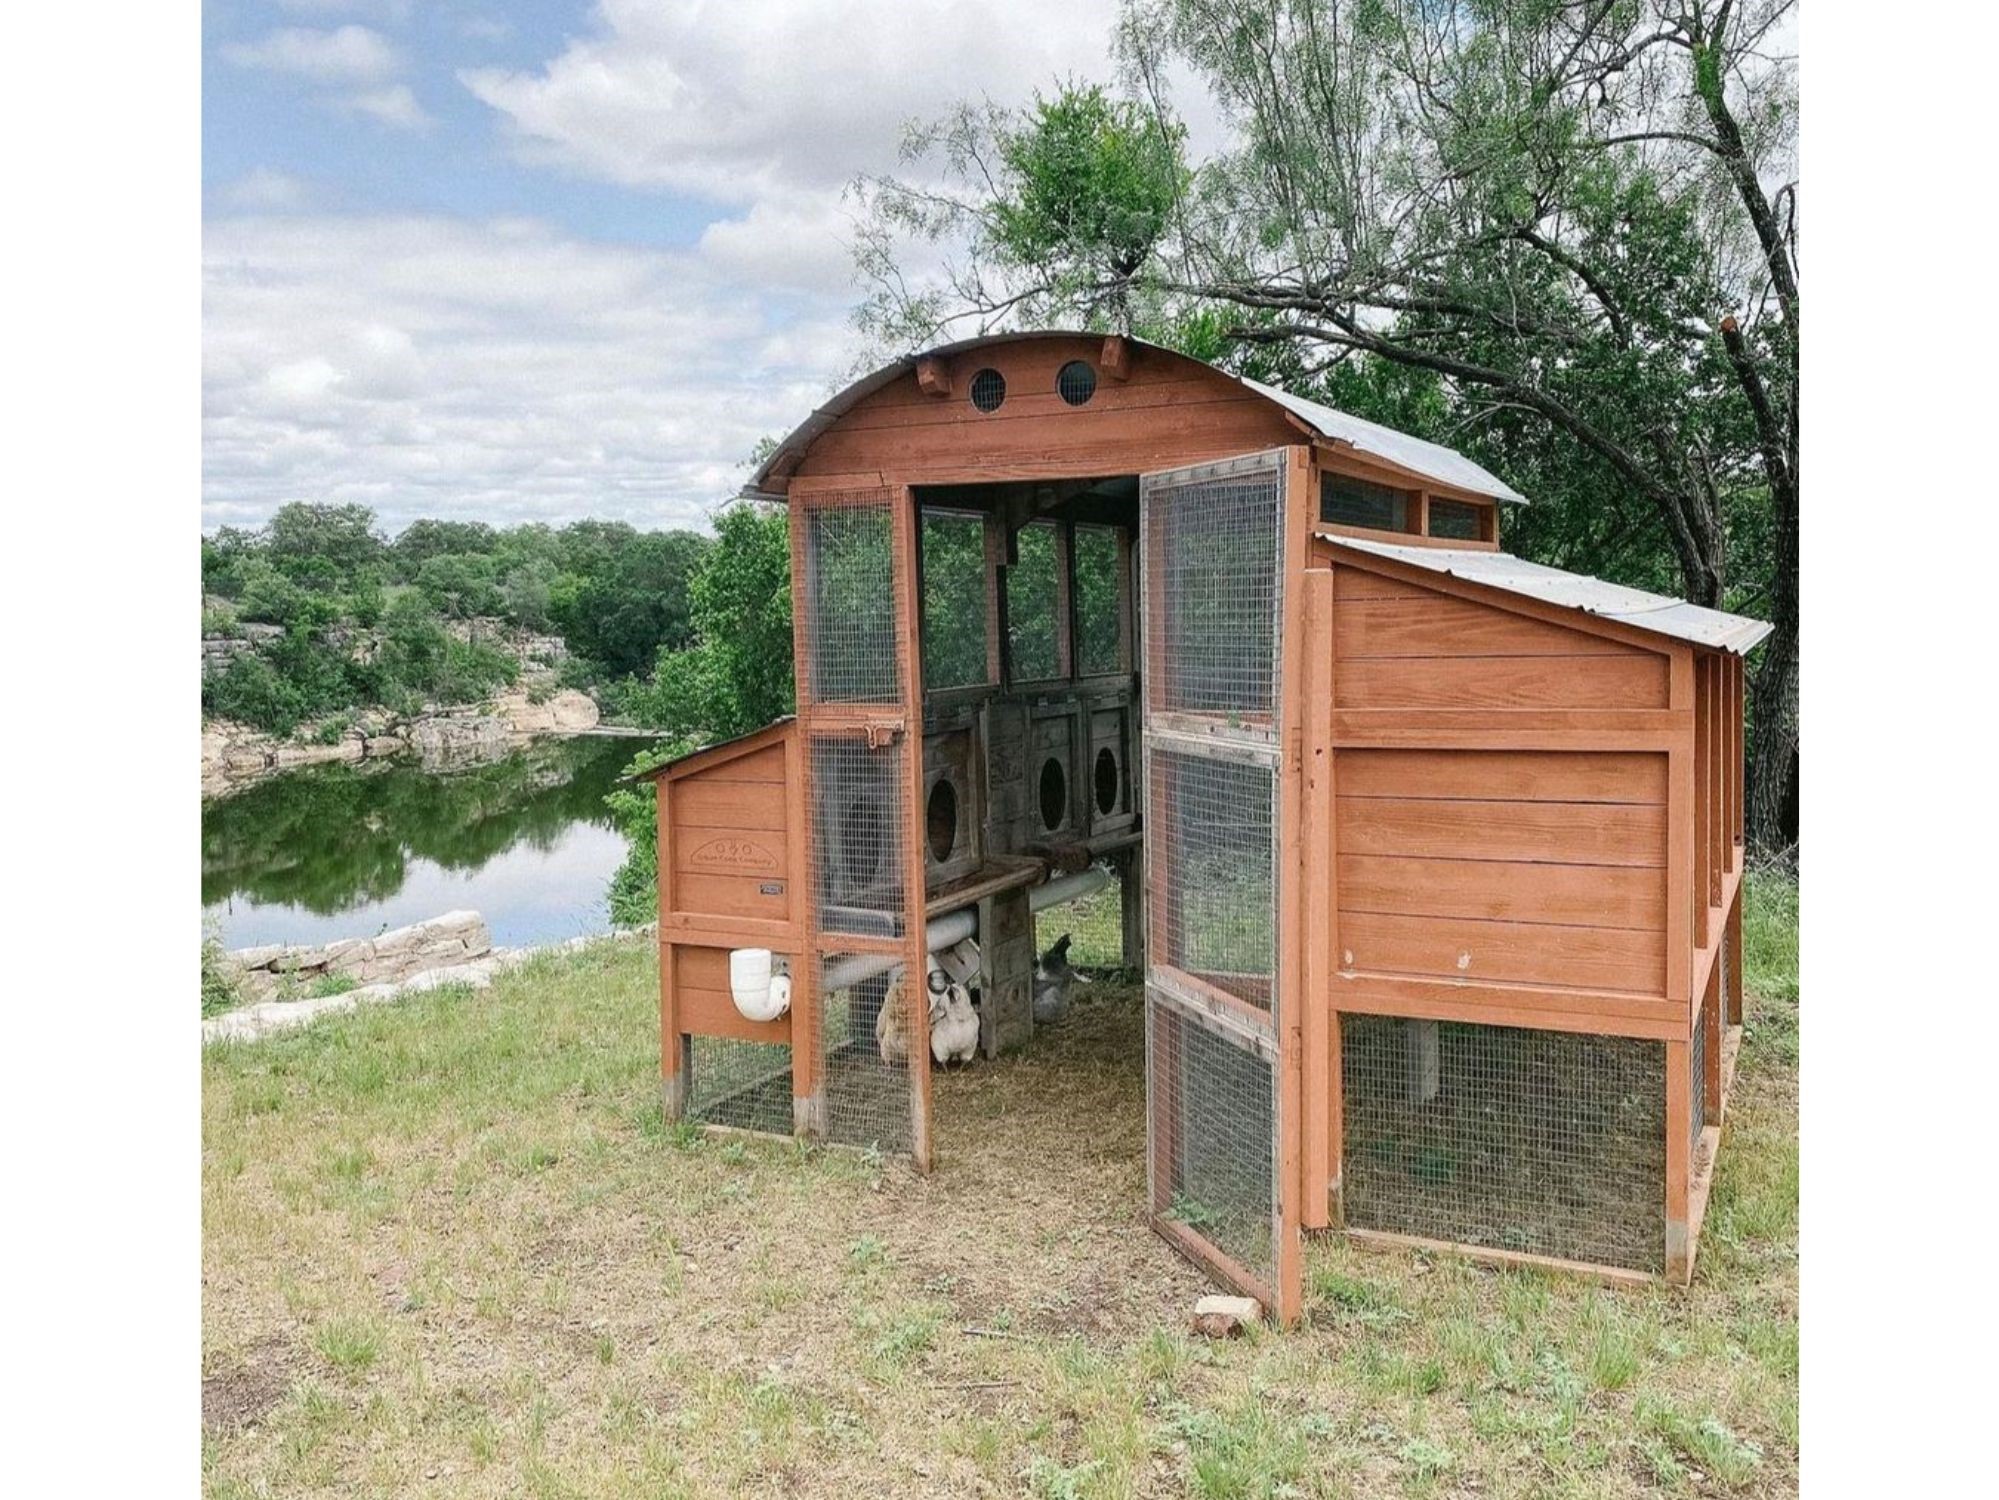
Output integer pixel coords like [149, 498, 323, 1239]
[634, 716, 796, 783]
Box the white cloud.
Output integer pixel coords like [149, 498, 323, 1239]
[343, 83, 432, 130]
[221, 25, 402, 86]
[460, 0, 1123, 202]
[203, 215, 854, 533]
[221, 168, 311, 211]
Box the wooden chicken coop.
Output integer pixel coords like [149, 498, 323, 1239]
[643, 331, 1770, 1321]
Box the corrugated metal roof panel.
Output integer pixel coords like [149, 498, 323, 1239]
[1241, 377, 1527, 504]
[747, 331, 1526, 504]
[1323, 534, 1774, 654]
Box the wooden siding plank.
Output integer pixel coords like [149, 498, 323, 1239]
[673, 874, 791, 923]
[1335, 748, 1667, 805]
[1336, 910, 1666, 994]
[1337, 796, 1668, 867]
[1336, 654, 1670, 710]
[1332, 973, 1681, 1037]
[1338, 853, 1665, 931]
[676, 985, 790, 1044]
[681, 742, 786, 783]
[670, 779, 788, 832]
[1335, 595, 1642, 659]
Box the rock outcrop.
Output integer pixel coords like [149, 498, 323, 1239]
[203, 926, 648, 1045]
[200, 689, 602, 796]
[225, 910, 493, 1001]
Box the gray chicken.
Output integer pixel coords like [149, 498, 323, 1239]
[1032, 933, 1074, 1024]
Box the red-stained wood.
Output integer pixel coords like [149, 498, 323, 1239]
[1332, 973, 1682, 1038]
[658, 785, 682, 1118]
[1336, 747, 1667, 804]
[1301, 565, 1336, 1233]
[1336, 654, 1670, 711]
[890, 486, 934, 1173]
[1665, 1036, 1692, 1284]
[670, 779, 788, 832]
[915, 355, 951, 399]
[1272, 444, 1311, 1324]
[1335, 590, 1644, 660]
[1100, 334, 1131, 381]
[1339, 854, 1666, 930]
[675, 985, 792, 1045]
[1337, 795, 1667, 867]
[1337, 910, 1666, 994]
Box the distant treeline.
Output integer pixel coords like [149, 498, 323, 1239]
[201, 502, 711, 737]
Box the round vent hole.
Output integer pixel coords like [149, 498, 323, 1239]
[926, 778, 959, 864]
[1093, 746, 1120, 816]
[1056, 360, 1097, 406]
[1038, 757, 1068, 831]
[969, 367, 1006, 412]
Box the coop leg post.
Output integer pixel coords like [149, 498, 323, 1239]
[660, 929, 688, 1123]
[1115, 845, 1146, 972]
[1404, 1019, 1439, 1105]
[1665, 1037, 1693, 1285]
[980, 888, 1035, 1058]
[662, 1036, 688, 1123]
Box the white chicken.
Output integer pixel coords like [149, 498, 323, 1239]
[929, 981, 980, 1068]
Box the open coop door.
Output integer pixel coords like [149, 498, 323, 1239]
[789, 484, 934, 1170]
[1140, 448, 1310, 1324]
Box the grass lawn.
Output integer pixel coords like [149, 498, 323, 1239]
[202, 873, 1798, 1498]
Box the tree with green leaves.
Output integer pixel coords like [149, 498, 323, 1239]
[607, 502, 795, 921]
[858, 0, 1797, 849]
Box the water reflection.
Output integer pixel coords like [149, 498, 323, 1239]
[201, 735, 654, 949]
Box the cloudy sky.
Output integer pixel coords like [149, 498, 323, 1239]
[202, 0, 1140, 535]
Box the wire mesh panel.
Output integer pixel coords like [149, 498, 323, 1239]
[1072, 525, 1124, 676]
[800, 501, 901, 704]
[1008, 520, 1063, 681]
[921, 509, 990, 689]
[1142, 454, 1285, 723]
[1139, 449, 1297, 1310]
[817, 958, 914, 1154]
[1341, 1015, 1668, 1275]
[1148, 746, 1277, 1013]
[793, 484, 928, 1164]
[1148, 999, 1277, 1289]
[810, 735, 907, 938]
[685, 1035, 793, 1134]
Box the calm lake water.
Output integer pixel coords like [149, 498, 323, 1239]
[201, 735, 657, 951]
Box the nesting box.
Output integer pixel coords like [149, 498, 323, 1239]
[645, 332, 1770, 1321]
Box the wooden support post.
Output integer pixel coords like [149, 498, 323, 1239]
[657, 786, 688, 1121]
[1114, 845, 1146, 972]
[1300, 566, 1335, 1231]
[1665, 1037, 1692, 1285]
[978, 885, 1035, 1057]
[1271, 444, 1312, 1326]
[890, 487, 934, 1172]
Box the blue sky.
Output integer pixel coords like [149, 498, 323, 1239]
[201, 1, 1134, 536]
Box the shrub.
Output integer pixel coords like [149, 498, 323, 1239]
[201, 924, 242, 1016]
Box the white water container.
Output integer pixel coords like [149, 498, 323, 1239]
[729, 948, 789, 1022]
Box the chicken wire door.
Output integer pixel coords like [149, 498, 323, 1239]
[1140, 449, 1306, 1321]
[789, 485, 934, 1169]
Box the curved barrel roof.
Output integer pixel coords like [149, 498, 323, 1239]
[746, 330, 1527, 505]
